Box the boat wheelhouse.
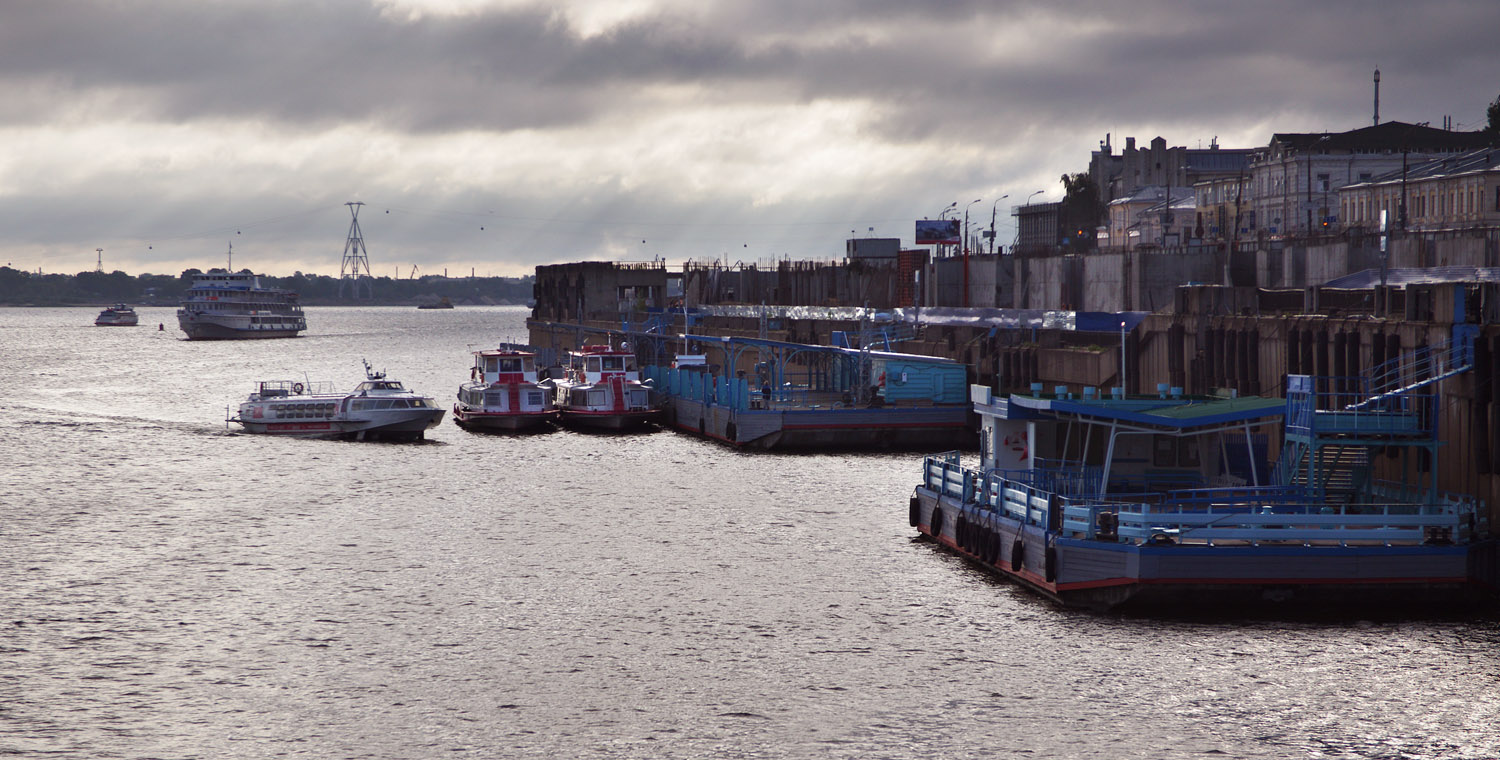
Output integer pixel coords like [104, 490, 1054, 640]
[228, 361, 444, 441]
[554, 345, 660, 430]
[909, 335, 1491, 613]
[178, 267, 306, 340]
[94, 304, 139, 326]
[453, 346, 557, 431]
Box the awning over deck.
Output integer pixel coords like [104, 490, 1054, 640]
[1007, 393, 1285, 435]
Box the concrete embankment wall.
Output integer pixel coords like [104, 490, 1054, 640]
[531, 287, 1500, 531]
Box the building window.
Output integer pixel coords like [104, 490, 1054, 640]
[1317, 173, 1330, 193]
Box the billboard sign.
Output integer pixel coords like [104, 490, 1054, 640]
[915, 218, 960, 245]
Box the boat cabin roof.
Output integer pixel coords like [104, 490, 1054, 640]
[356, 379, 407, 392]
[1005, 392, 1285, 433]
[572, 344, 630, 356]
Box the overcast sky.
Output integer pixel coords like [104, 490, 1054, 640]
[2, 0, 1496, 278]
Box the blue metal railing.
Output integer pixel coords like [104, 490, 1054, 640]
[925, 455, 1484, 546]
[1286, 376, 1435, 438]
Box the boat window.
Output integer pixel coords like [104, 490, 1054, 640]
[526, 391, 544, 406]
[588, 390, 607, 407]
[500, 359, 521, 372]
[1152, 436, 1201, 468]
[1179, 439, 1200, 467]
[602, 356, 624, 371]
[485, 357, 499, 373]
[586, 357, 601, 373]
[1152, 437, 1175, 467]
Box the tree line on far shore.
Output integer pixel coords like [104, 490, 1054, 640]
[0, 266, 535, 306]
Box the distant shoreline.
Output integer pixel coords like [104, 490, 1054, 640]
[0, 300, 533, 308]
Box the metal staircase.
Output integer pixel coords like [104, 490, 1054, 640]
[1278, 328, 1474, 502]
[1274, 441, 1370, 500]
[1346, 332, 1474, 411]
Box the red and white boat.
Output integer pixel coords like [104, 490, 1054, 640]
[555, 344, 661, 430]
[453, 346, 557, 431]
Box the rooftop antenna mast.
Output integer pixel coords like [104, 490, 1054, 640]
[95, 248, 103, 272]
[226, 241, 232, 270]
[338, 201, 373, 299]
[1373, 68, 1380, 126]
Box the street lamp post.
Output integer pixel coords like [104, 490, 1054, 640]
[1017, 191, 1043, 253]
[988, 194, 1009, 255]
[962, 199, 981, 254]
[962, 198, 980, 307]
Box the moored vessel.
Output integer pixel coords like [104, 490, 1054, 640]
[94, 304, 139, 326]
[228, 361, 444, 441]
[177, 264, 306, 340]
[643, 327, 972, 450]
[908, 336, 1494, 614]
[554, 344, 661, 430]
[453, 345, 557, 431]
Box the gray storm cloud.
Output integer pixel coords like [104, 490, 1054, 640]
[0, 0, 1494, 276]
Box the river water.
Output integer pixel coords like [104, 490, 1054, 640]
[3, 305, 1498, 759]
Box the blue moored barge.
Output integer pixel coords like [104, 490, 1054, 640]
[909, 335, 1495, 612]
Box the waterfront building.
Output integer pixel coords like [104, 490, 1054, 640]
[1012, 200, 1061, 255]
[1192, 173, 1252, 244]
[1104, 186, 1196, 250]
[1338, 147, 1500, 233]
[1089, 134, 1253, 207]
[1248, 121, 1492, 238]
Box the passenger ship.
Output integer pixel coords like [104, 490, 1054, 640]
[228, 361, 444, 441]
[453, 345, 557, 431]
[909, 335, 1493, 613]
[94, 304, 139, 326]
[177, 267, 306, 340]
[554, 345, 661, 430]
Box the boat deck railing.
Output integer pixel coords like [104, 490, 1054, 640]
[648, 364, 930, 412]
[255, 380, 339, 397]
[922, 454, 1486, 546]
[1286, 376, 1436, 438]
